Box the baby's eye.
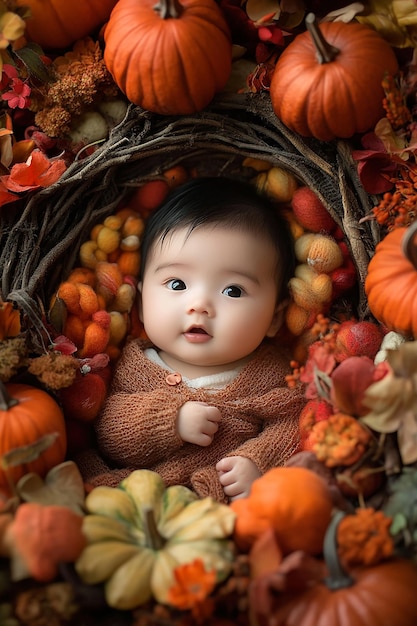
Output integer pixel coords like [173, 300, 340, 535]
[166, 279, 186, 291]
[223, 285, 243, 298]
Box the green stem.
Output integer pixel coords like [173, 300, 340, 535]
[0, 380, 19, 411]
[153, 0, 183, 19]
[142, 507, 165, 550]
[323, 510, 355, 590]
[305, 13, 340, 64]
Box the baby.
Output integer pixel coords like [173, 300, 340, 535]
[78, 177, 305, 502]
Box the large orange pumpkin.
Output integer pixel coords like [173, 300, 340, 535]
[270, 14, 399, 141]
[0, 383, 67, 494]
[103, 0, 232, 115]
[15, 0, 119, 50]
[365, 224, 417, 338]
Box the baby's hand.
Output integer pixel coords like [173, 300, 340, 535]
[216, 456, 261, 501]
[177, 401, 221, 447]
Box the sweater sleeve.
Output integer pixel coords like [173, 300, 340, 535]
[220, 383, 305, 474]
[95, 390, 187, 467]
[94, 340, 189, 468]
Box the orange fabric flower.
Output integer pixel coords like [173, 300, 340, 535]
[310, 413, 372, 467]
[337, 508, 394, 567]
[2, 149, 66, 192]
[167, 558, 217, 610]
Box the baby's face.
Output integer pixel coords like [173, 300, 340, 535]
[139, 225, 282, 377]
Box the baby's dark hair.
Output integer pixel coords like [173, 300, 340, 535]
[139, 177, 296, 300]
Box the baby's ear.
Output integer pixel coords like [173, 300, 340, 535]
[265, 300, 288, 337]
[137, 281, 143, 322]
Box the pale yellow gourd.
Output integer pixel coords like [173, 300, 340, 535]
[75, 470, 236, 610]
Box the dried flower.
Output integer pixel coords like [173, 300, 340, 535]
[28, 352, 78, 389]
[0, 336, 28, 381]
[309, 413, 372, 468]
[33, 37, 118, 140]
[337, 508, 394, 566]
[167, 558, 217, 611]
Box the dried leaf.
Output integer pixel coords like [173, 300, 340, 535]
[16, 461, 86, 515]
[249, 550, 325, 621]
[322, 2, 365, 22]
[11, 42, 53, 84]
[362, 341, 417, 463]
[387, 340, 417, 377]
[0, 433, 59, 469]
[362, 371, 417, 432]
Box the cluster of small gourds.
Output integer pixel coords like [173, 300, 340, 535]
[285, 186, 357, 339]
[52, 208, 144, 362]
[242, 157, 357, 346]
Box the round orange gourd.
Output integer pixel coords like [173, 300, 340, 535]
[103, 0, 232, 115]
[270, 14, 399, 141]
[365, 224, 417, 338]
[0, 383, 67, 494]
[230, 466, 333, 555]
[15, 0, 119, 50]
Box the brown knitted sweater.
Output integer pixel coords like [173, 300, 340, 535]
[76, 338, 305, 502]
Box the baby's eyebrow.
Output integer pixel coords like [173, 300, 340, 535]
[154, 262, 188, 273]
[223, 269, 261, 285]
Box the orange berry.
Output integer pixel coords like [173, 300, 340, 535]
[57, 282, 81, 315]
[163, 165, 188, 188]
[130, 180, 169, 214]
[116, 207, 139, 221]
[117, 250, 141, 277]
[96, 226, 121, 254]
[90, 224, 103, 241]
[121, 216, 144, 238]
[77, 283, 100, 318]
[63, 315, 88, 348]
[103, 215, 123, 231]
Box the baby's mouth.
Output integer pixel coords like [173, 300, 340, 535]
[183, 326, 212, 342]
[187, 326, 208, 334]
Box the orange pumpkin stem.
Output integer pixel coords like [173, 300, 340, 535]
[0, 381, 19, 411]
[305, 13, 340, 64]
[323, 510, 354, 590]
[153, 0, 183, 19]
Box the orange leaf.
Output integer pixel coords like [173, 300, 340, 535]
[0, 178, 18, 205]
[3, 149, 66, 192]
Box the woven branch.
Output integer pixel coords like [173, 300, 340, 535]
[0, 93, 378, 351]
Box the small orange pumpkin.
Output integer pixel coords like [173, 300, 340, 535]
[103, 0, 232, 115]
[270, 14, 399, 141]
[230, 466, 333, 555]
[365, 223, 417, 338]
[0, 382, 67, 494]
[15, 0, 118, 50]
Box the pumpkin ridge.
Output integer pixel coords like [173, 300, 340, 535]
[169, 24, 214, 111]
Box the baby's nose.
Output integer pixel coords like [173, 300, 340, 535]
[187, 294, 214, 316]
